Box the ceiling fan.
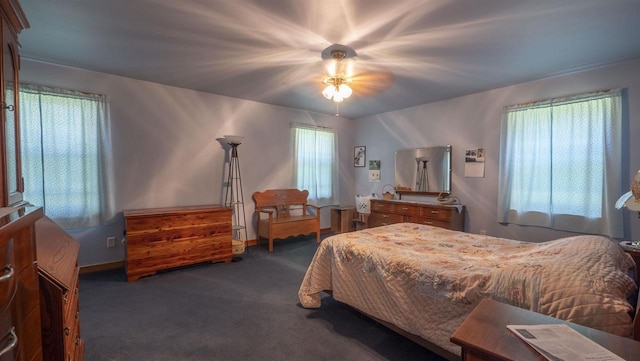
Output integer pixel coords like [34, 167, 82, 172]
[318, 43, 394, 115]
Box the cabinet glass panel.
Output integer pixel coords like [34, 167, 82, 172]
[4, 42, 21, 205]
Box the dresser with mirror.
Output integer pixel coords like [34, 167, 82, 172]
[368, 145, 465, 231]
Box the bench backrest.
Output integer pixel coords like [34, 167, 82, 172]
[253, 189, 310, 218]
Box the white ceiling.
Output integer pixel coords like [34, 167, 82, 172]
[17, 0, 640, 119]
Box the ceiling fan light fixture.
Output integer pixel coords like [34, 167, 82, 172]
[322, 80, 352, 103]
[321, 45, 356, 104]
[338, 83, 352, 98]
[322, 84, 336, 100]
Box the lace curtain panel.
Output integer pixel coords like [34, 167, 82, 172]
[497, 89, 623, 237]
[20, 84, 114, 229]
[291, 123, 338, 206]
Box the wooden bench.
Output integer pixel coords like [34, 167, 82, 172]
[253, 189, 320, 252]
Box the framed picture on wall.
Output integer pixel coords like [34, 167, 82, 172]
[354, 146, 366, 167]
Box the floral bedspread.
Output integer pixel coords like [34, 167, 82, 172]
[298, 223, 637, 356]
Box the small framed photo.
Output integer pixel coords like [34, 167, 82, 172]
[354, 146, 366, 167]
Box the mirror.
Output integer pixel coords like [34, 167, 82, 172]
[395, 145, 451, 195]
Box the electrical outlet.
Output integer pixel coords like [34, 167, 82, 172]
[107, 236, 116, 248]
[479, 229, 487, 235]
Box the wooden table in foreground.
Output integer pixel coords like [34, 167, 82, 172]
[450, 298, 640, 361]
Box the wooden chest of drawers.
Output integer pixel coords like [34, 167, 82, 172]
[124, 205, 233, 282]
[0, 206, 44, 361]
[36, 216, 84, 361]
[369, 199, 465, 231]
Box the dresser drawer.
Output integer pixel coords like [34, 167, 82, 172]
[0, 238, 16, 309]
[419, 206, 452, 221]
[369, 199, 465, 231]
[0, 306, 17, 360]
[368, 212, 404, 227]
[371, 201, 394, 213]
[391, 203, 421, 216]
[409, 216, 452, 229]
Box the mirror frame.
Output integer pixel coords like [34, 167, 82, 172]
[394, 145, 452, 196]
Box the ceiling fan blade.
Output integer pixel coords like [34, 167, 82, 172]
[350, 70, 395, 96]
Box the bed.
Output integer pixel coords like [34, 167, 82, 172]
[298, 223, 639, 360]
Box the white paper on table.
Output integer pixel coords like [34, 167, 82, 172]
[506, 324, 624, 361]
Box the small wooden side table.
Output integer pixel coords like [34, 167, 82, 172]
[331, 206, 355, 233]
[450, 298, 640, 361]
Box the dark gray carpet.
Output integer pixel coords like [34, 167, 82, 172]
[79, 234, 447, 361]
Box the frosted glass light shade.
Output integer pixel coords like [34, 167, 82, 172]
[322, 85, 335, 99]
[338, 84, 352, 98]
[322, 83, 351, 102]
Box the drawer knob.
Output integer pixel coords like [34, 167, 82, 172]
[382, 215, 389, 218]
[0, 327, 17, 357]
[430, 210, 439, 214]
[0, 265, 14, 282]
[423, 221, 433, 225]
[64, 327, 71, 336]
[401, 207, 408, 210]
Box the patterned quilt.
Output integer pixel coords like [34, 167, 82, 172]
[298, 223, 637, 356]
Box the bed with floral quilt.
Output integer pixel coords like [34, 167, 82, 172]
[298, 223, 639, 360]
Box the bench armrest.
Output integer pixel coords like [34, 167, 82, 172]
[257, 208, 274, 221]
[306, 204, 321, 218]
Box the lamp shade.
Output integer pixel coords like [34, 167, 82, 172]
[223, 135, 244, 145]
[615, 170, 640, 211]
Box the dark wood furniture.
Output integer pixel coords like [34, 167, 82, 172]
[619, 241, 640, 269]
[0, 206, 43, 361]
[253, 189, 320, 252]
[35, 216, 83, 361]
[368, 199, 465, 230]
[0, 0, 29, 207]
[123, 205, 233, 282]
[451, 298, 640, 361]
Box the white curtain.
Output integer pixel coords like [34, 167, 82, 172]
[20, 84, 114, 229]
[291, 123, 338, 206]
[498, 89, 623, 237]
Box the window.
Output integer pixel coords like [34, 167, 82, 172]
[291, 123, 338, 206]
[19, 84, 113, 229]
[497, 89, 623, 237]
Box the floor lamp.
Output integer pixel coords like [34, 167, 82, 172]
[223, 135, 248, 261]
